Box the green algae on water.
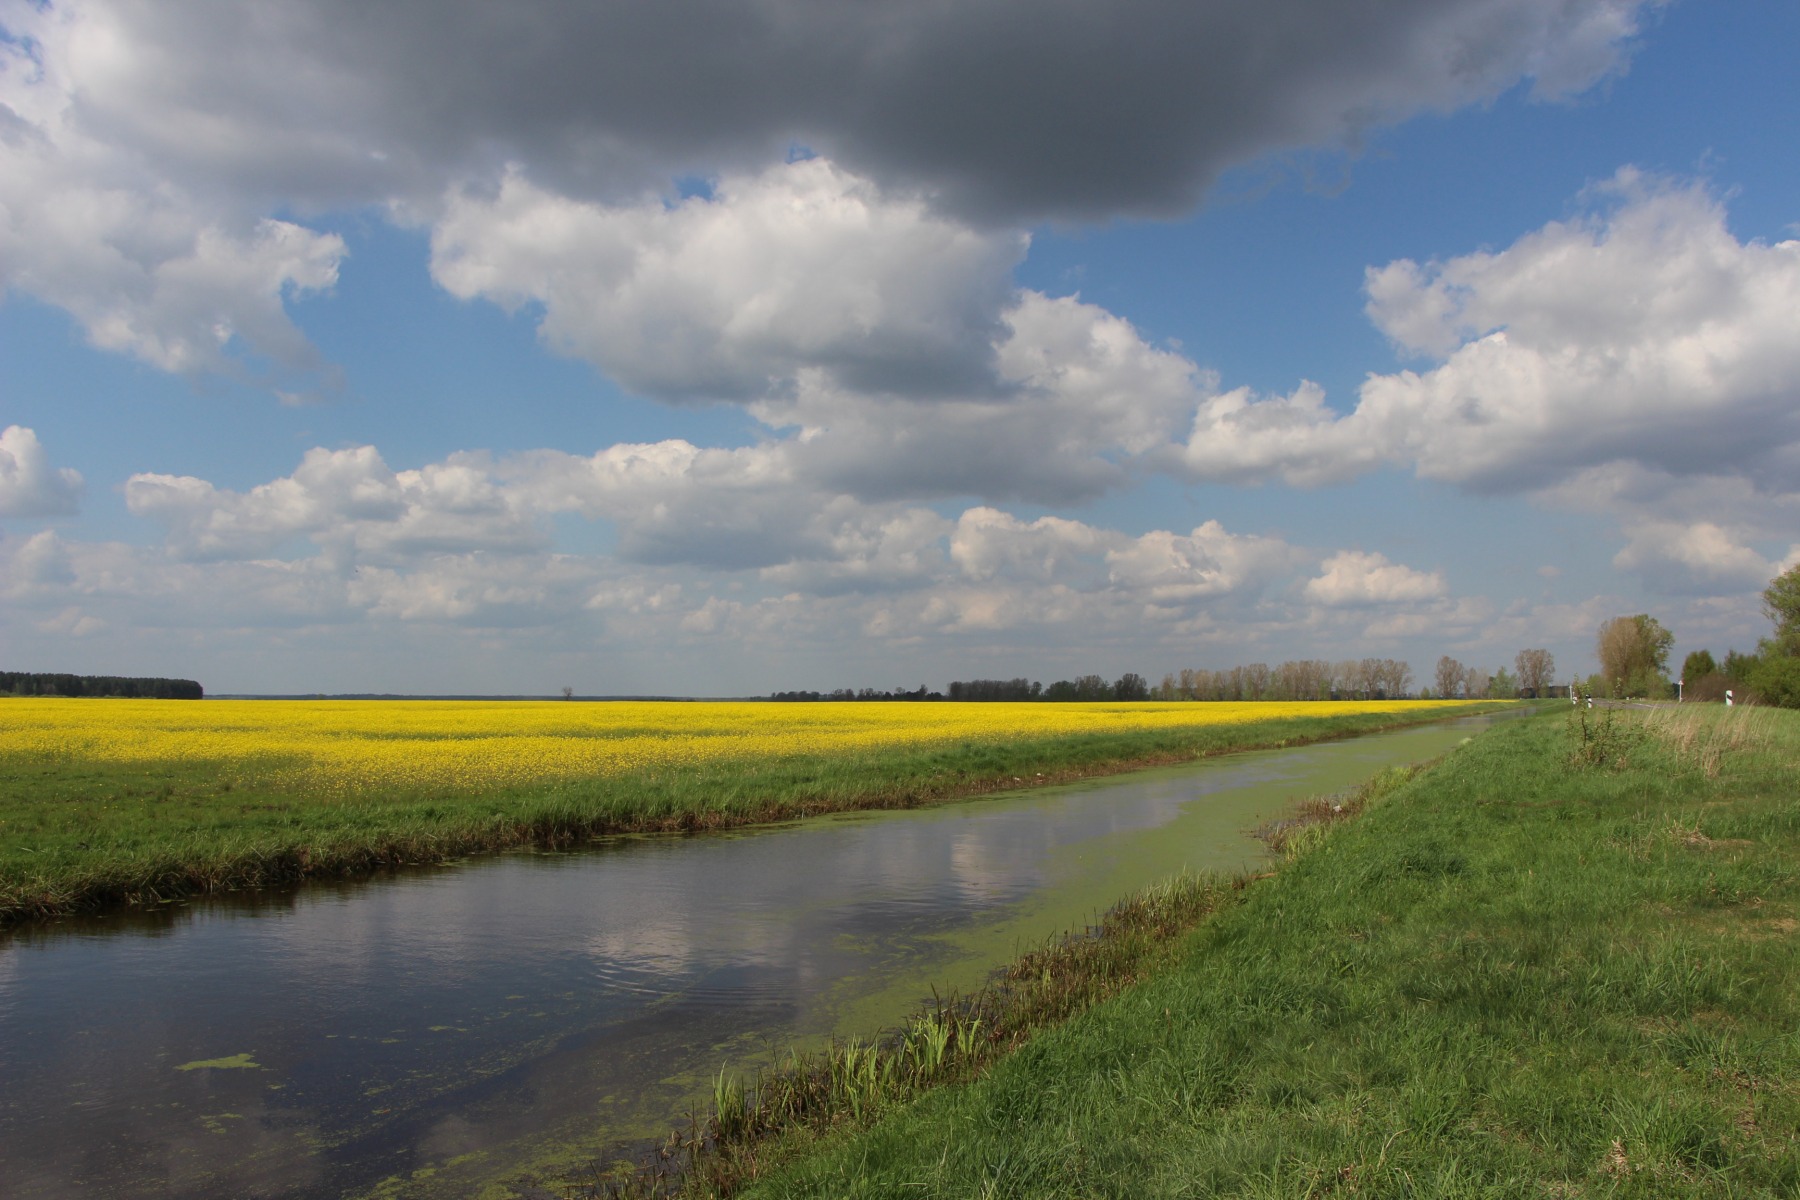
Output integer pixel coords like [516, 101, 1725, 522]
[176, 1052, 260, 1071]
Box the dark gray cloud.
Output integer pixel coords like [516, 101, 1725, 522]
[28, 0, 1653, 222]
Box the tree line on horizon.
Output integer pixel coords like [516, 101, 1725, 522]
[1428, 648, 1558, 701]
[2, 671, 204, 699]
[775, 660, 1430, 703]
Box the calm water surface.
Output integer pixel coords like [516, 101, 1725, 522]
[0, 717, 1492, 1198]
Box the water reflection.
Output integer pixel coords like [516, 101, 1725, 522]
[0, 717, 1490, 1198]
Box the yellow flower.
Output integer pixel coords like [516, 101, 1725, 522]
[0, 698, 1482, 798]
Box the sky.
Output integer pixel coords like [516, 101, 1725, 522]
[2, 0, 1798, 697]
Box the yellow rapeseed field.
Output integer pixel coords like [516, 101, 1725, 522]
[0, 698, 1481, 797]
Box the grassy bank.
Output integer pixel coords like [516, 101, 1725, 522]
[717, 705, 1800, 1198]
[0, 700, 1498, 925]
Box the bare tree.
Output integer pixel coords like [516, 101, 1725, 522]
[1514, 648, 1555, 697]
[1434, 656, 1466, 698]
[1462, 665, 1491, 699]
[561, 685, 574, 701]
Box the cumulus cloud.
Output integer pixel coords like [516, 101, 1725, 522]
[432, 160, 1025, 401]
[11, 429, 1535, 690]
[1, 0, 1656, 387]
[78, 437, 1436, 639]
[1104, 523, 1302, 608]
[1611, 522, 1787, 595]
[1532, 463, 1800, 595]
[0, 426, 83, 517]
[950, 508, 1113, 586]
[763, 291, 1210, 504]
[1360, 171, 1800, 490]
[1178, 382, 1381, 487]
[5, 0, 1657, 217]
[0, 14, 345, 381]
[125, 445, 544, 562]
[1304, 551, 1445, 607]
[1176, 172, 1800, 498]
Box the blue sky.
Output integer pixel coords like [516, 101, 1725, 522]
[3, 0, 1797, 695]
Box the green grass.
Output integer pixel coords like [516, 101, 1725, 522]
[723, 705, 1800, 1199]
[0, 706, 1495, 926]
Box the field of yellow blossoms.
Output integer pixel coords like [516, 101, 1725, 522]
[0, 698, 1475, 798]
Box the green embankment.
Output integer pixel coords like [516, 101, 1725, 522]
[734, 706, 1800, 1198]
[1, 706, 1495, 926]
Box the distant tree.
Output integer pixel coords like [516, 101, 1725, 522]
[1723, 650, 1760, 683]
[1750, 657, 1800, 708]
[1680, 650, 1717, 686]
[561, 685, 574, 700]
[1489, 666, 1517, 698]
[1043, 679, 1079, 701]
[1073, 674, 1113, 700]
[1741, 564, 1800, 707]
[1514, 648, 1555, 697]
[1463, 666, 1492, 699]
[947, 678, 1037, 701]
[1434, 656, 1466, 699]
[1596, 615, 1674, 697]
[1114, 672, 1149, 701]
[1763, 563, 1800, 657]
[0, 671, 202, 699]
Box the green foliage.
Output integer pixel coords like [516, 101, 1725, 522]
[1568, 699, 1644, 769]
[1113, 672, 1149, 700]
[0, 671, 203, 699]
[1748, 655, 1800, 709]
[1490, 665, 1517, 698]
[1681, 649, 1717, 683]
[1598, 613, 1675, 697]
[1724, 649, 1761, 683]
[1763, 563, 1800, 656]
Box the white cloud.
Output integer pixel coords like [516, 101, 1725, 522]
[0, 426, 84, 517]
[0, 13, 345, 381]
[125, 445, 543, 562]
[3, 529, 77, 594]
[1177, 382, 1379, 487]
[25, 437, 1479, 665]
[760, 291, 1210, 504]
[1304, 550, 1445, 607]
[757, 508, 952, 596]
[1104, 522, 1300, 608]
[1174, 172, 1800, 501]
[1360, 171, 1800, 490]
[1611, 521, 1782, 595]
[950, 508, 1112, 586]
[431, 159, 1025, 401]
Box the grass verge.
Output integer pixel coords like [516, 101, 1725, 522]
[587, 766, 1428, 1197]
[688, 705, 1800, 1198]
[1, 705, 1500, 926]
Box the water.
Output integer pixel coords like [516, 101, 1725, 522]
[0, 717, 1491, 1198]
